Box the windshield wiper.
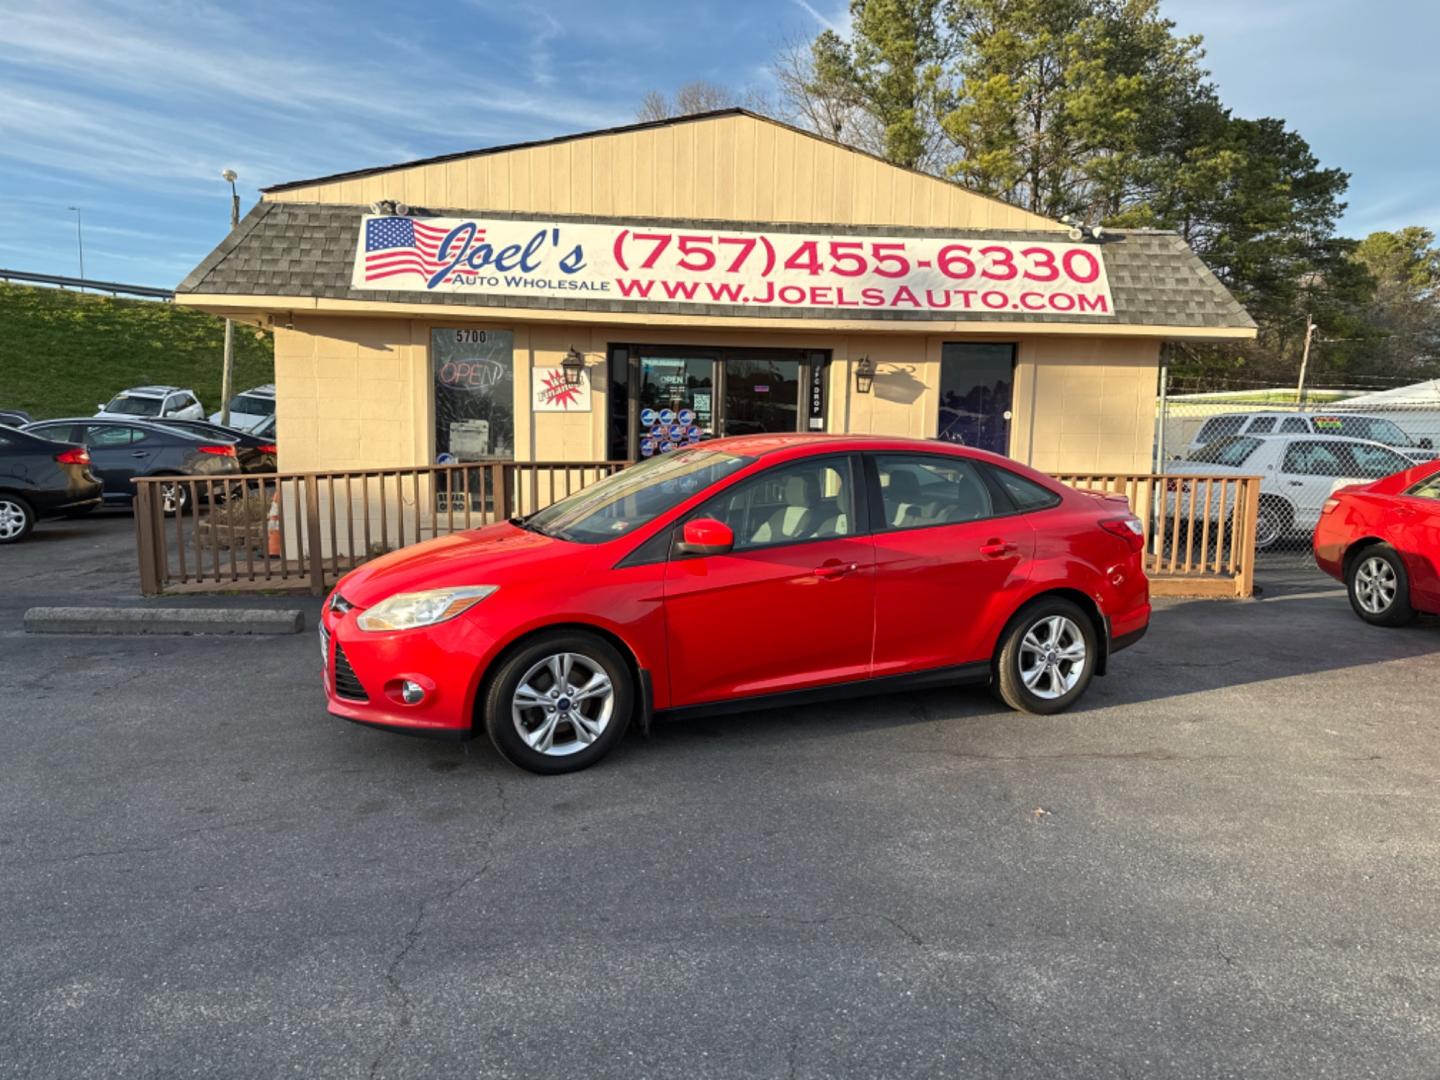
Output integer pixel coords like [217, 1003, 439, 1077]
[509, 515, 552, 537]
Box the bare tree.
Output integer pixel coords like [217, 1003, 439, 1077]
[770, 37, 888, 158]
[636, 80, 751, 121]
[636, 90, 671, 123]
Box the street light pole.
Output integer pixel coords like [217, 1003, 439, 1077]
[67, 206, 85, 288]
[220, 170, 240, 426]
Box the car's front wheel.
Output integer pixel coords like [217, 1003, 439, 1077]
[993, 598, 1098, 714]
[483, 631, 633, 774]
[1347, 544, 1415, 627]
[0, 494, 35, 544]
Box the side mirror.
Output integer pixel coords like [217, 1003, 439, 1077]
[677, 517, 734, 557]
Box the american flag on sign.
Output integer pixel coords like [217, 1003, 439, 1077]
[362, 217, 477, 284]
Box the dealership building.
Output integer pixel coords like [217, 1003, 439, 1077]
[177, 110, 1254, 476]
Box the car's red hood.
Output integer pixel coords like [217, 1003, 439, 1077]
[335, 522, 575, 607]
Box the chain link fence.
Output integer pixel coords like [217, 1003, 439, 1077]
[1154, 376, 1440, 569]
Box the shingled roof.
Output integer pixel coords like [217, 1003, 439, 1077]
[178, 202, 1254, 331]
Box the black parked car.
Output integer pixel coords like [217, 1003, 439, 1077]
[0, 424, 103, 543]
[22, 418, 242, 514]
[151, 418, 277, 473]
[0, 408, 34, 427]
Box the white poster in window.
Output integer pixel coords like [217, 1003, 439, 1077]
[532, 367, 592, 412]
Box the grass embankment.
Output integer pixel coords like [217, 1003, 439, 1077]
[0, 283, 274, 420]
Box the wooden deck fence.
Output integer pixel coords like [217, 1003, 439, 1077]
[132, 461, 1261, 599]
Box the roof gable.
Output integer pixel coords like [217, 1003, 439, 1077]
[262, 110, 1062, 233]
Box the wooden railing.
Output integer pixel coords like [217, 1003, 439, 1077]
[1054, 472, 1263, 598]
[133, 460, 629, 596]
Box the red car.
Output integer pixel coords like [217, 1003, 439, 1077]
[321, 435, 1150, 774]
[1314, 458, 1440, 625]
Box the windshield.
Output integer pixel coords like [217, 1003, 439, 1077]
[1189, 436, 1262, 467]
[524, 450, 752, 543]
[104, 394, 161, 416]
[1320, 416, 1414, 447]
[229, 394, 276, 417]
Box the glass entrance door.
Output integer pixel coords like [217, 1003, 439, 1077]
[722, 358, 800, 437]
[638, 356, 715, 457]
[937, 343, 1016, 455]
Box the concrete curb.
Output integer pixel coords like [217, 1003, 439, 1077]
[23, 607, 305, 636]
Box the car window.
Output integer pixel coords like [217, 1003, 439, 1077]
[1196, 416, 1246, 444]
[231, 394, 277, 417]
[86, 425, 149, 447]
[104, 394, 162, 417]
[1333, 416, 1412, 447]
[1346, 443, 1411, 478]
[695, 457, 856, 551]
[28, 423, 78, 443]
[1279, 417, 1309, 434]
[987, 466, 1061, 512]
[872, 454, 993, 530]
[1405, 473, 1440, 500]
[1282, 441, 1344, 477]
[524, 449, 751, 543]
[1189, 436, 1261, 467]
[1245, 417, 1276, 434]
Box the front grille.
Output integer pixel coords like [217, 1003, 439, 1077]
[332, 642, 368, 702]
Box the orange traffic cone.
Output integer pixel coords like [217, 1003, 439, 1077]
[266, 491, 282, 557]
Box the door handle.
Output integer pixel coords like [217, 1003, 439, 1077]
[130, 450, 150, 457]
[1287, 480, 1304, 487]
[979, 539, 1017, 557]
[814, 561, 859, 580]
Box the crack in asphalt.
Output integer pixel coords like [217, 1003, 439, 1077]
[367, 776, 510, 1080]
[5, 813, 294, 869]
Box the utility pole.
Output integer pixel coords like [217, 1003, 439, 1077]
[1296, 314, 1317, 409]
[220, 170, 240, 426]
[67, 207, 85, 288]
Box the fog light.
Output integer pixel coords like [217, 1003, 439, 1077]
[400, 680, 426, 705]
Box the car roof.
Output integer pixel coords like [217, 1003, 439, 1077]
[234, 384, 276, 397]
[111, 385, 189, 397]
[696, 432, 1032, 473]
[1248, 433, 1405, 447]
[29, 417, 210, 436]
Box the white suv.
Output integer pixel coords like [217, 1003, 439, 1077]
[1169, 433, 1417, 548]
[209, 384, 275, 432]
[1185, 411, 1434, 461]
[95, 386, 204, 422]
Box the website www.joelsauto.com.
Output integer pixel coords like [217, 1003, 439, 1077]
[612, 277, 1112, 314]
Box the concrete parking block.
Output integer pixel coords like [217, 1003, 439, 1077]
[23, 605, 305, 635]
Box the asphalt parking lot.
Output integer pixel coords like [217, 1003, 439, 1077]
[3, 515, 1440, 1078]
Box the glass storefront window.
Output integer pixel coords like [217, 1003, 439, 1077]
[637, 356, 714, 459]
[432, 328, 515, 462]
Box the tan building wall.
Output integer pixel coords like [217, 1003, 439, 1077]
[272, 316, 1159, 477]
[264, 113, 1060, 234]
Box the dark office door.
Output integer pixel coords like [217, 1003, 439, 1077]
[722, 358, 800, 437]
[937, 343, 1016, 455]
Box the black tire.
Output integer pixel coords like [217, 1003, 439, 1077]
[1254, 496, 1293, 551]
[993, 597, 1099, 715]
[483, 630, 633, 774]
[1346, 543, 1415, 627]
[0, 493, 35, 544]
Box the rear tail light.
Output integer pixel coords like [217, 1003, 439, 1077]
[197, 444, 237, 457]
[257, 443, 277, 455]
[54, 447, 90, 466]
[1100, 516, 1146, 552]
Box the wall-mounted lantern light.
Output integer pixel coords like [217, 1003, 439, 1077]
[561, 347, 586, 388]
[854, 355, 875, 395]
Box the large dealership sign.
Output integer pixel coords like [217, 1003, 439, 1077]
[354, 215, 1115, 317]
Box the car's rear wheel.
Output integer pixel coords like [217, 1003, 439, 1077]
[159, 480, 190, 517]
[1347, 544, 1415, 627]
[483, 630, 633, 774]
[993, 598, 1098, 715]
[0, 494, 35, 544]
[1254, 496, 1293, 551]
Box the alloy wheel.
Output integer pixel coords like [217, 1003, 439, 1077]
[510, 651, 615, 757]
[1254, 505, 1284, 549]
[161, 483, 188, 515]
[0, 499, 26, 541]
[1354, 556, 1398, 615]
[1018, 615, 1087, 700]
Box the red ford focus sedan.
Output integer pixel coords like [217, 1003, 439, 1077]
[1314, 458, 1440, 625]
[321, 435, 1150, 773]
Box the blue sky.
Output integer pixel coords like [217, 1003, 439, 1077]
[0, 0, 1432, 288]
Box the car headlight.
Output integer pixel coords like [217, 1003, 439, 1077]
[355, 586, 498, 632]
